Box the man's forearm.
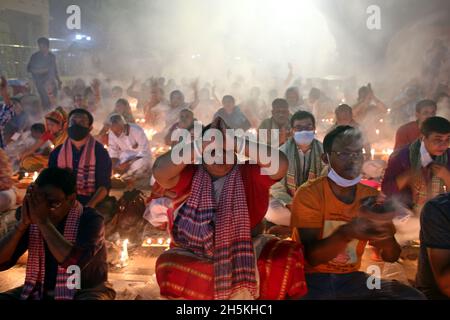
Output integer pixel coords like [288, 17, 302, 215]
[87, 187, 108, 208]
[38, 220, 73, 264]
[303, 226, 353, 267]
[153, 142, 194, 188]
[372, 237, 401, 263]
[395, 172, 411, 191]
[283, 69, 294, 89]
[21, 140, 45, 160]
[238, 137, 288, 179]
[94, 88, 101, 105]
[239, 138, 269, 165]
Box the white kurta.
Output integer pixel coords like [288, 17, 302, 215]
[108, 124, 152, 180]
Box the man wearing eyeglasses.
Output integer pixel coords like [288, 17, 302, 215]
[382, 116, 450, 215]
[0, 168, 115, 300]
[266, 111, 325, 230]
[291, 126, 425, 299]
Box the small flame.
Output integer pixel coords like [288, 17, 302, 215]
[129, 99, 138, 111]
[375, 129, 380, 135]
[24, 172, 29, 178]
[32, 171, 38, 182]
[247, 128, 257, 136]
[141, 237, 171, 248]
[120, 239, 129, 266]
[144, 128, 157, 140]
[113, 173, 121, 179]
[151, 146, 170, 155]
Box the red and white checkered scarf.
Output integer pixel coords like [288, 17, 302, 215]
[57, 135, 96, 196]
[21, 201, 83, 300]
[172, 165, 258, 300]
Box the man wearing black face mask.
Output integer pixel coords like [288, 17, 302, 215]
[48, 109, 112, 208]
[0, 168, 115, 300]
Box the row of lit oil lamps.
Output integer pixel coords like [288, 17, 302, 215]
[21, 148, 393, 183]
[116, 237, 171, 268]
[22, 149, 393, 183]
[22, 121, 394, 184]
[364, 148, 394, 161]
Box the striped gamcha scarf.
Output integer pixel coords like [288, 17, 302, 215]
[172, 165, 258, 300]
[283, 138, 324, 197]
[409, 139, 448, 213]
[21, 201, 83, 300]
[57, 135, 96, 196]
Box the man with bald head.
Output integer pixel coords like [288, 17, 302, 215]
[108, 114, 152, 181]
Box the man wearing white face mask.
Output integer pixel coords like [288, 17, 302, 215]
[291, 126, 425, 299]
[266, 111, 325, 228]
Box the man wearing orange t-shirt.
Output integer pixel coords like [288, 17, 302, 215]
[291, 126, 424, 299]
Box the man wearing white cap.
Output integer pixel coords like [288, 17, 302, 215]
[108, 114, 152, 181]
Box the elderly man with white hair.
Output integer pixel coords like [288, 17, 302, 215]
[108, 114, 152, 181]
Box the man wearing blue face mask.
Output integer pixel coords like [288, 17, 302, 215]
[266, 111, 325, 228]
[291, 126, 425, 299]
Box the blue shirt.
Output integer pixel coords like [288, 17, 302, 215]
[48, 140, 112, 206]
[27, 51, 58, 83]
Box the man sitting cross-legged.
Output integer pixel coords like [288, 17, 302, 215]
[108, 113, 152, 182]
[152, 116, 307, 300]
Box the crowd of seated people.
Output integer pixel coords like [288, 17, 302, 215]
[0, 37, 450, 300]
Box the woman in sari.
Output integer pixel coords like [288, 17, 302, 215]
[20, 106, 68, 172]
